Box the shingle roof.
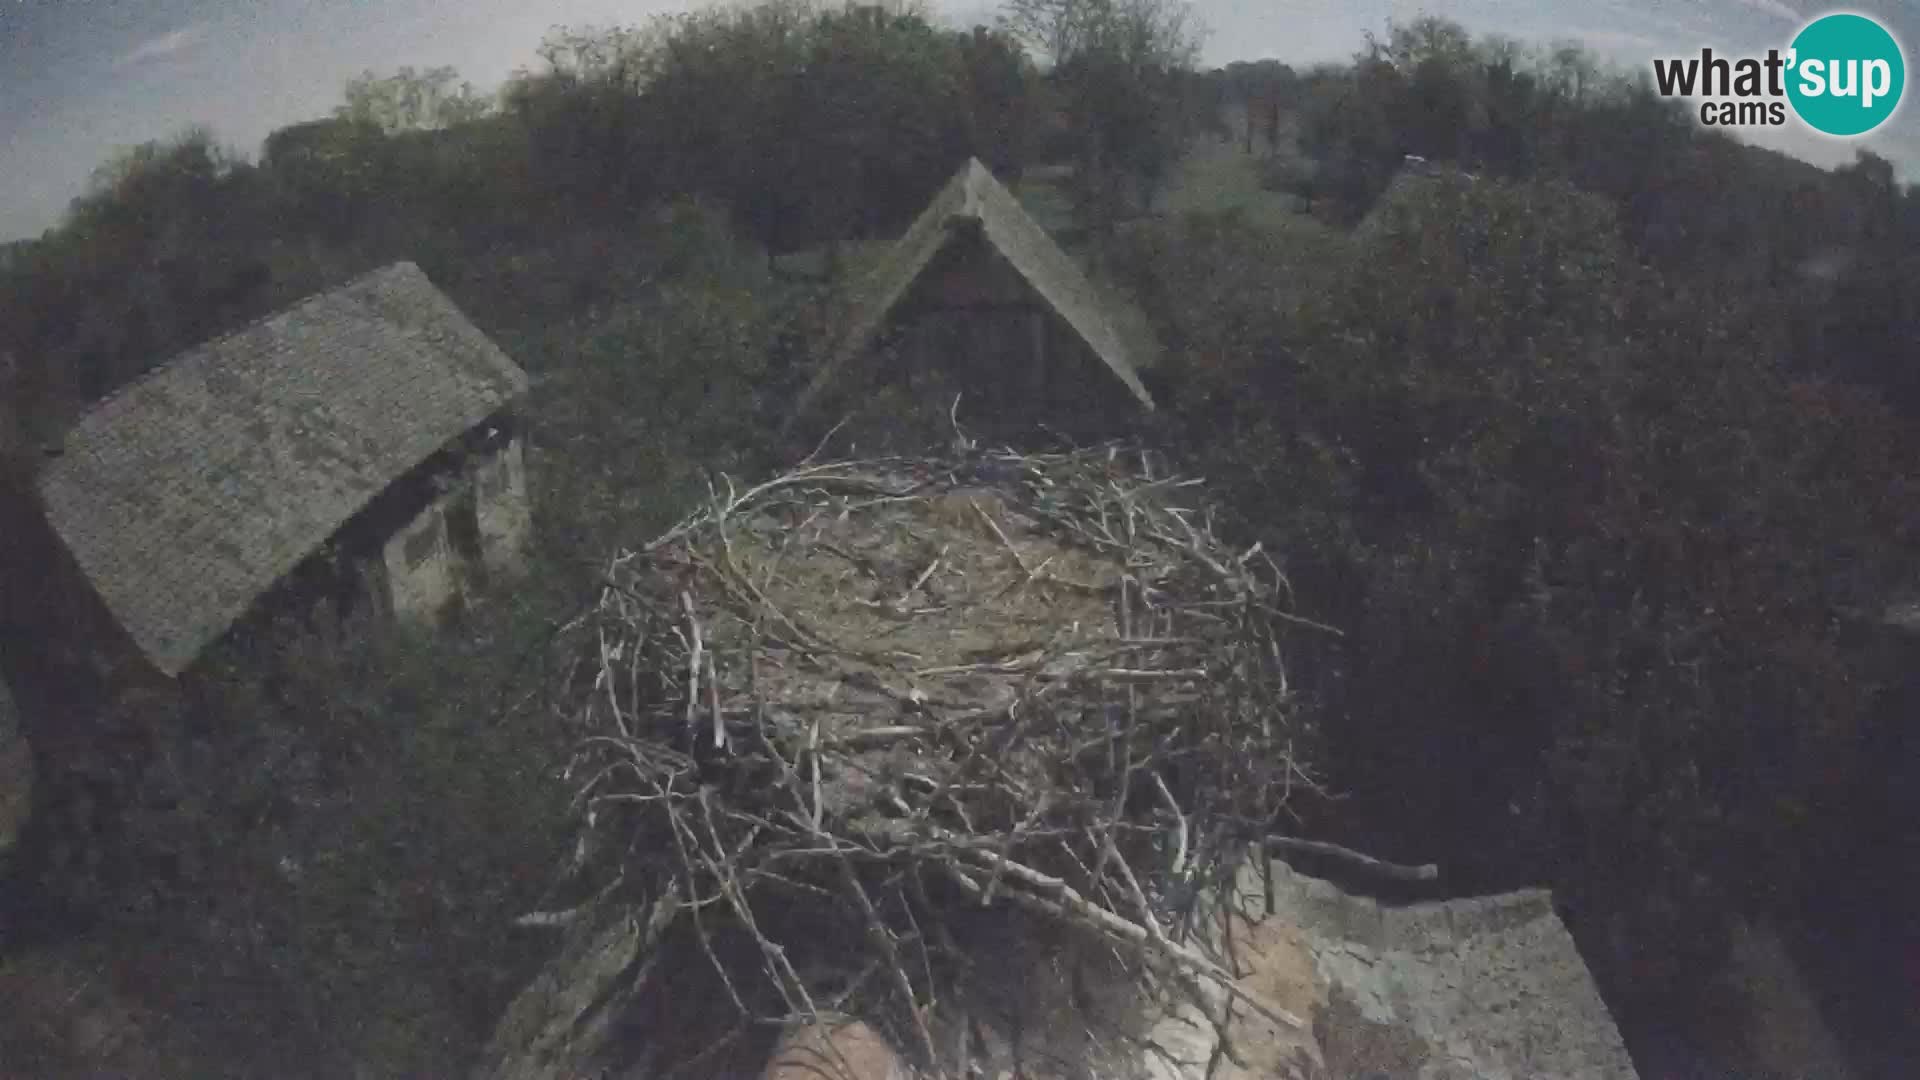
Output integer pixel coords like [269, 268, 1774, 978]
[793, 158, 1155, 422]
[1257, 859, 1639, 1079]
[37, 262, 527, 676]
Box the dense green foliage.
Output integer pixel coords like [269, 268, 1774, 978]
[113, 602, 573, 1076]
[1114, 24, 1920, 1070]
[1003, 0, 1208, 225]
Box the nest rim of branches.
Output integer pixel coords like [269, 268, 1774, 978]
[535, 440, 1335, 1078]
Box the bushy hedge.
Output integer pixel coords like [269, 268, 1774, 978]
[80, 579, 581, 1076]
[505, 206, 831, 580]
[1122, 174, 1920, 1025]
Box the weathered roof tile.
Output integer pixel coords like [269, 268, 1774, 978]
[37, 262, 527, 676]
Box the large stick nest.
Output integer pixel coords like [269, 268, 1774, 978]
[544, 442, 1328, 1077]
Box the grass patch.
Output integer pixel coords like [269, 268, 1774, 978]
[1012, 169, 1083, 236]
[1159, 136, 1314, 232]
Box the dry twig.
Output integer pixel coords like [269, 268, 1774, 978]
[548, 441, 1346, 1075]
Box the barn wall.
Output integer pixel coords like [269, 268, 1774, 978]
[896, 310, 1040, 403]
[882, 235, 1138, 437]
[888, 240, 1053, 424]
[344, 410, 525, 627]
[805, 225, 1146, 452]
[886, 304, 1130, 438]
[352, 546, 394, 622]
[382, 493, 460, 624]
[474, 436, 531, 577]
[172, 419, 520, 668]
[923, 235, 1031, 308]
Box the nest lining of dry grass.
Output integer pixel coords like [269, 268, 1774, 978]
[541, 441, 1335, 1077]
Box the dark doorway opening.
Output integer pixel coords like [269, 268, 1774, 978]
[447, 486, 485, 592]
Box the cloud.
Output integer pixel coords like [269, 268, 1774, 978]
[1574, 28, 1663, 53]
[1734, 0, 1802, 22]
[115, 25, 207, 68]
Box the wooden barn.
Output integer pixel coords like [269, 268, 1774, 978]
[33, 262, 531, 679]
[790, 158, 1156, 443]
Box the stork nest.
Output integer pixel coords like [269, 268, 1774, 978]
[540, 442, 1330, 1077]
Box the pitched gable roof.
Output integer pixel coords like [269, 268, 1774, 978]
[37, 262, 527, 676]
[793, 158, 1155, 422]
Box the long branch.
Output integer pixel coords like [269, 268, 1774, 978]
[1266, 835, 1439, 882]
[948, 849, 1310, 1036]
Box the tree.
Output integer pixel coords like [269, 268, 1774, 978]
[1200, 60, 1292, 150]
[73, 127, 236, 230]
[1363, 16, 1476, 73]
[1811, 150, 1920, 413]
[61, 130, 268, 395]
[1543, 41, 1601, 104]
[531, 23, 660, 89]
[999, 0, 1100, 67]
[261, 116, 388, 237]
[795, 4, 969, 242]
[1358, 18, 1486, 163]
[1295, 20, 1499, 217]
[503, 27, 660, 204]
[1000, 0, 1206, 230]
[637, 2, 968, 257]
[1134, 161, 1920, 1043]
[1219, 58, 1296, 108]
[1297, 57, 1404, 219]
[336, 66, 494, 133]
[955, 25, 1038, 176]
[1473, 43, 1542, 176]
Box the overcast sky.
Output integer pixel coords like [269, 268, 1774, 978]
[2, 0, 1916, 241]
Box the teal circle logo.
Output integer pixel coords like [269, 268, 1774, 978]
[1786, 13, 1905, 136]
